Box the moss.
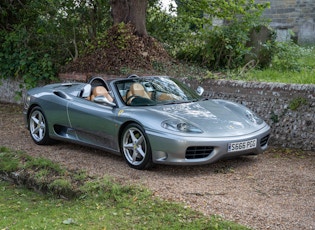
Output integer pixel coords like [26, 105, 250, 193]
[289, 97, 308, 111]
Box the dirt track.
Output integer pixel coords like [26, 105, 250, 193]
[1, 102, 314, 230]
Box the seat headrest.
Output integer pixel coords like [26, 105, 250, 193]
[93, 86, 108, 95]
[91, 86, 114, 102]
[130, 83, 149, 98]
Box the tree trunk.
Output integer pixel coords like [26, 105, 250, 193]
[110, 0, 148, 36]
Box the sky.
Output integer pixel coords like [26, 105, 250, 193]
[160, 0, 177, 13]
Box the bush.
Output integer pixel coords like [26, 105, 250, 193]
[168, 0, 270, 70]
[0, 0, 112, 87]
[0, 27, 57, 88]
[270, 41, 309, 72]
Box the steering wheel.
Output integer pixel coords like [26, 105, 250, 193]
[126, 95, 142, 104]
[150, 91, 157, 101]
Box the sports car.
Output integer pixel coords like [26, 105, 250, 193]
[23, 75, 270, 170]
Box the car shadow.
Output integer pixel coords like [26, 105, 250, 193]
[149, 155, 260, 177]
[51, 142, 260, 177]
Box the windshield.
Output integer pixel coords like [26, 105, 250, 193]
[115, 76, 202, 106]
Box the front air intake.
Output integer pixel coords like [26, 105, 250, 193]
[260, 134, 270, 147]
[185, 146, 214, 159]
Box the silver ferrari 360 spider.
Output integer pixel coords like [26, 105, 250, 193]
[23, 75, 270, 170]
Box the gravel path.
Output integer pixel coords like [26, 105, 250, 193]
[1, 103, 314, 229]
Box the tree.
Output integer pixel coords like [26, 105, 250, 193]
[0, 0, 28, 31]
[110, 0, 148, 36]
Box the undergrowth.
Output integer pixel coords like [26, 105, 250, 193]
[203, 45, 315, 84]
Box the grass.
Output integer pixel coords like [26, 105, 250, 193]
[245, 45, 315, 84]
[0, 147, 249, 230]
[0, 180, 205, 229]
[230, 45, 315, 84]
[169, 45, 315, 85]
[243, 68, 315, 84]
[219, 46, 315, 84]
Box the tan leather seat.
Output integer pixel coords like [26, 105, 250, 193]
[157, 92, 181, 101]
[126, 83, 150, 104]
[158, 93, 174, 101]
[90, 86, 114, 102]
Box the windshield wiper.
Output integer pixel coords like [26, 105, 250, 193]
[163, 99, 196, 105]
[162, 100, 180, 105]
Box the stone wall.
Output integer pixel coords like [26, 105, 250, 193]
[256, 0, 315, 44]
[0, 78, 26, 104]
[1, 76, 314, 151]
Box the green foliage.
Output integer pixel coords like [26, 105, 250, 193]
[85, 23, 131, 54]
[289, 97, 308, 111]
[25, 156, 65, 175]
[73, 170, 88, 181]
[230, 68, 315, 84]
[2, 0, 313, 85]
[176, 24, 256, 69]
[0, 148, 32, 172]
[147, 3, 190, 49]
[34, 169, 50, 183]
[0, 149, 82, 197]
[152, 0, 271, 70]
[0, 0, 111, 87]
[234, 45, 315, 84]
[270, 111, 279, 124]
[0, 148, 20, 172]
[80, 177, 140, 204]
[107, 22, 132, 50]
[48, 178, 73, 195]
[0, 27, 56, 88]
[0, 180, 248, 229]
[270, 41, 305, 72]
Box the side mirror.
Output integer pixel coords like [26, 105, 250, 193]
[196, 86, 204, 96]
[93, 96, 116, 107]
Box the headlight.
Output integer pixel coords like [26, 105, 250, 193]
[245, 110, 263, 125]
[24, 95, 31, 108]
[161, 119, 203, 133]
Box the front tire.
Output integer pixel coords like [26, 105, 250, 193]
[120, 123, 153, 170]
[28, 106, 53, 145]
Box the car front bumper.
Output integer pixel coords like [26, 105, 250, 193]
[147, 125, 271, 165]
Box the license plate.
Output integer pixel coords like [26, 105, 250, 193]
[228, 139, 257, 152]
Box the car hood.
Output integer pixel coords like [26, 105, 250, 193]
[146, 100, 266, 137]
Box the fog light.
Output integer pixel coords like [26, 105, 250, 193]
[155, 151, 168, 161]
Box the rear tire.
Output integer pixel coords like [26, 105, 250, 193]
[120, 123, 153, 170]
[28, 106, 53, 145]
